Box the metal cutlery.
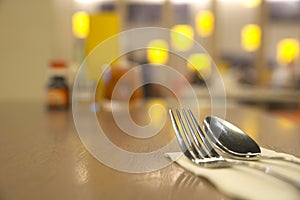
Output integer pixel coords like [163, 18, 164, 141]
[169, 108, 300, 190]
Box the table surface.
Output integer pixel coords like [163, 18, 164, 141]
[0, 100, 299, 200]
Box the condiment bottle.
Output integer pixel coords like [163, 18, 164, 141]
[46, 61, 69, 110]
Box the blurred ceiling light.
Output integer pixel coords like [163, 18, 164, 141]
[195, 10, 214, 37]
[187, 53, 211, 79]
[147, 39, 169, 65]
[72, 11, 89, 38]
[171, 25, 194, 51]
[241, 0, 262, 8]
[277, 38, 299, 64]
[241, 24, 261, 52]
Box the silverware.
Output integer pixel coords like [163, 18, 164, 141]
[169, 108, 300, 189]
[203, 116, 300, 165]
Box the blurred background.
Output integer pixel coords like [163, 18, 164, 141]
[0, 0, 299, 120]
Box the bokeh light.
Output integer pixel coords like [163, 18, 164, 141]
[277, 38, 299, 65]
[171, 25, 194, 51]
[241, 0, 262, 8]
[187, 53, 211, 79]
[241, 24, 261, 52]
[72, 11, 89, 38]
[147, 100, 167, 128]
[195, 10, 214, 37]
[147, 39, 169, 65]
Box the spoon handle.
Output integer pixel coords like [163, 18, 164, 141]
[259, 155, 300, 165]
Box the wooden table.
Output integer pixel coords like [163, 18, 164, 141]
[0, 100, 299, 200]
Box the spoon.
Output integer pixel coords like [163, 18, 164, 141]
[203, 116, 300, 164]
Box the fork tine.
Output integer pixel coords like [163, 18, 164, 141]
[169, 109, 195, 161]
[187, 109, 220, 157]
[181, 109, 208, 158]
[175, 109, 203, 159]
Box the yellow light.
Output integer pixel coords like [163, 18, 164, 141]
[279, 117, 294, 131]
[242, 0, 262, 8]
[171, 25, 194, 51]
[187, 53, 211, 79]
[277, 39, 299, 65]
[147, 100, 167, 127]
[147, 39, 169, 65]
[241, 24, 261, 52]
[195, 10, 214, 37]
[72, 11, 89, 38]
[242, 115, 258, 141]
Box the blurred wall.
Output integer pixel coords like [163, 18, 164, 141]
[0, 0, 298, 102]
[0, 0, 73, 102]
[218, 1, 300, 63]
[218, 0, 258, 57]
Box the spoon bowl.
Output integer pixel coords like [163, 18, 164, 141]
[203, 116, 300, 165]
[203, 116, 261, 159]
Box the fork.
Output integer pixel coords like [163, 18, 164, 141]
[169, 108, 300, 190]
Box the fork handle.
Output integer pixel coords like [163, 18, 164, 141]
[231, 160, 300, 190]
[259, 155, 300, 165]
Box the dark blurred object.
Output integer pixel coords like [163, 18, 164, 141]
[271, 61, 298, 89]
[220, 54, 256, 85]
[46, 61, 69, 110]
[98, 2, 115, 12]
[268, 0, 300, 22]
[174, 3, 189, 24]
[127, 3, 162, 24]
[190, 72, 206, 85]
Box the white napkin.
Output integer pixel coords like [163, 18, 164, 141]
[166, 148, 300, 200]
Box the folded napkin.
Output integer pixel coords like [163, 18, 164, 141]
[166, 148, 300, 200]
